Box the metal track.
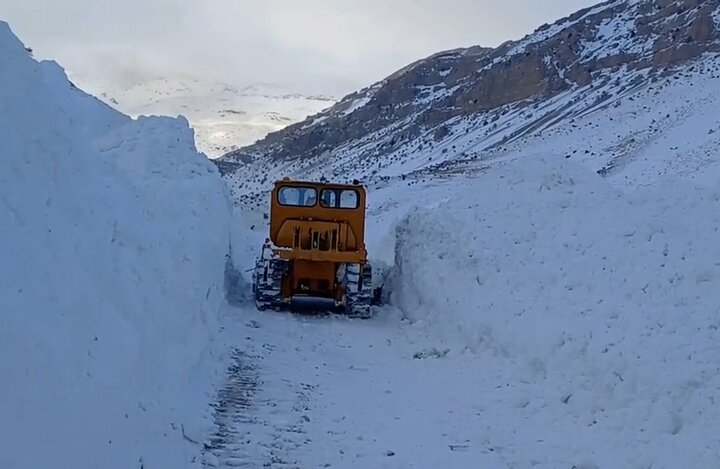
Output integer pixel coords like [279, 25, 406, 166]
[344, 263, 373, 318]
[252, 245, 288, 311]
[253, 243, 375, 317]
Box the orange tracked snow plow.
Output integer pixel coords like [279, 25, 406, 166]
[252, 178, 377, 317]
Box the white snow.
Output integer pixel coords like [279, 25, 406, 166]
[0, 21, 231, 469]
[389, 157, 720, 467]
[342, 95, 372, 115]
[581, 14, 654, 59]
[307, 114, 330, 127]
[414, 83, 461, 106]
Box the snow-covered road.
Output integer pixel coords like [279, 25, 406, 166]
[202, 304, 516, 469]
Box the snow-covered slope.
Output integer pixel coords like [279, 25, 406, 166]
[218, 0, 720, 197]
[219, 51, 720, 219]
[385, 156, 720, 467]
[93, 78, 335, 158]
[0, 22, 231, 469]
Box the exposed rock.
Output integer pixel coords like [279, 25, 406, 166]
[690, 12, 716, 41]
[653, 43, 705, 65]
[433, 125, 450, 142]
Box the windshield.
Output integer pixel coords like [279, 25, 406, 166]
[320, 188, 359, 209]
[278, 186, 317, 207]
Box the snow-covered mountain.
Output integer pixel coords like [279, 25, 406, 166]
[0, 21, 231, 469]
[94, 78, 335, 157]
[218, 0, 720, 199]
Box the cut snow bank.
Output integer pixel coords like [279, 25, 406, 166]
[391, 156, 720, 466]
[0, 22, 230, 468]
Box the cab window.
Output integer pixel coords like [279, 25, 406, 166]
[278, 186, 317, 207]
[320, 189, 359, 209]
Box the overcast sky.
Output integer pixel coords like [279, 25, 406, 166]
[2, 0, 597, 96]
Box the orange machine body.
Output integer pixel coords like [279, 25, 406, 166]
[267, 178, 368, 302]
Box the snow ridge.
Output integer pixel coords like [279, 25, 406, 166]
[389, 156, 720, 467]
[0, 21, 231, 469]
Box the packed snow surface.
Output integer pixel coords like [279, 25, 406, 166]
[0, 21, 230, 469]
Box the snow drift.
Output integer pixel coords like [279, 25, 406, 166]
[0, 22, 230, 468]
[391, 156, 720, 466]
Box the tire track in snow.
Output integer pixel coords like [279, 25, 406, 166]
[202, 348, 260, 467]
[202, 330, 316, 468]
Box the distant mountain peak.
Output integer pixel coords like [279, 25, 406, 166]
[93, 77, 337, 157]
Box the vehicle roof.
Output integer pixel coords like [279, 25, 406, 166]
[273, 178, 365, 190]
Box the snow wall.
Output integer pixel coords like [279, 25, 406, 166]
[0, 22, 231, 468]
[391, 156, 720, 466]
